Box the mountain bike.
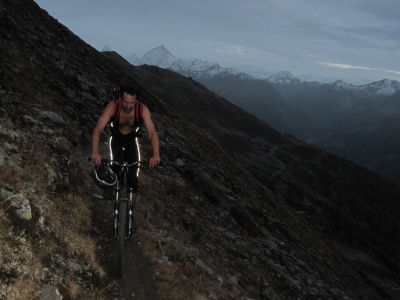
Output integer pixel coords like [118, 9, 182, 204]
[89, 158, 147, 277]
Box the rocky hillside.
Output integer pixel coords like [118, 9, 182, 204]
[1, 1, 400, 300]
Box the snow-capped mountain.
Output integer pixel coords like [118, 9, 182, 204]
[331, 80, 355, 90]
[138, 45, 176, 68]
[124, 45, 239, 78]
[327, 79, 400, 95]
[358, 79, 400, 95]
[126, 53, 139, 65]
[267, 72, 400, 96]
[104, 44, 400, 97]
[125, 45, 175, 67]
[267, 71, 295, 81]
[266, 71, 299, 84]
[169, 58, 239, 78]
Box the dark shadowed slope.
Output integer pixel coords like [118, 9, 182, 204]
[1, 1, 400, 299]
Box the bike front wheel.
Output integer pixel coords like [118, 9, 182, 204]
[117, 200, 128, 277]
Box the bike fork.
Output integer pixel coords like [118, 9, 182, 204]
[128, 188, 134, 239]
[113, 185, 120, 239]
[114, 188, 134, 240]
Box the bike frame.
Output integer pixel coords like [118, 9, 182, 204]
[90, 158, 146, 277]
[110, 160, 145, 277]
[113, 161, 137, 240]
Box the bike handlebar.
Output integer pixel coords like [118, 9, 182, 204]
[87, 157, 149, 168]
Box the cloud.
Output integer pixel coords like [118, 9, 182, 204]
[319, 62, 400, 76]
[188, 41, 282, 66]
[211, 42, 250, 56]
[319, 62, 376, 71]
[34, 0, 400, 82]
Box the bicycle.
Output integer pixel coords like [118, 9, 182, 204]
[89, 158, 147, 277]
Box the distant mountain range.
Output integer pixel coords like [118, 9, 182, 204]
[102, 44, 400, 182]
[121, 45, 400, 96]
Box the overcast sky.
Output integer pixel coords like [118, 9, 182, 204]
[34, 0, 400, 84]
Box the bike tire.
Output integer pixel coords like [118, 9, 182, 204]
[117, 200, 128, 277]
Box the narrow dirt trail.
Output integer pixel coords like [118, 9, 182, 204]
[83, 151, 160, 300]
[267, 145, 286, 177]
[90, 191, 159, 300]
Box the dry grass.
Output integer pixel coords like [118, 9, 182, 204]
[2, 131, 217, 299]
[0, 134, 107, 299]
[66, 280, 81, 299]
[63, 229, 106, 278]
[62, 193, 93, 232]
[0, 152, 222, 300]
[0, 229, 45, 299]
[0, 215, 11, 272]
[18, 140, 53, 190]
[6, 278, 41, 300]
[0, 226, 8, 244]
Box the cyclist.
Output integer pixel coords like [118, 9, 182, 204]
[91, 84, 160, 199]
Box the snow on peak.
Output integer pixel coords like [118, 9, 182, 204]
[129, 45, 238, 77]
[123, 45, 400, 96]
[126, 53, 139, 65]
[169, 58, 238, 77]
[369, 79, 400, 95]
[332, 80, 354, 89]
[329, 79, 400, 95]
[139, 45, 176, 68]
[362, 79, 400, 95]
[267, 71, 296, 84]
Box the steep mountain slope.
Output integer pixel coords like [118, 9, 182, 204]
[285, 84, 382, 136]
[217, 74, 400, 181]
[196, 72, 311, 138]
[281, 82, 400, 180]
[131, 45, 400, 182]
[106, 54, 400, 296]
[313, 89, 400, 181]
[196, 69, 400, 181]
[1, 1, 400, 300]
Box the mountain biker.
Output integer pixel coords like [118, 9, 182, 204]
[91, 84, 160, 199]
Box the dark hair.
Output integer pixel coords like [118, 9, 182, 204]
[121, 84, 139, 97]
